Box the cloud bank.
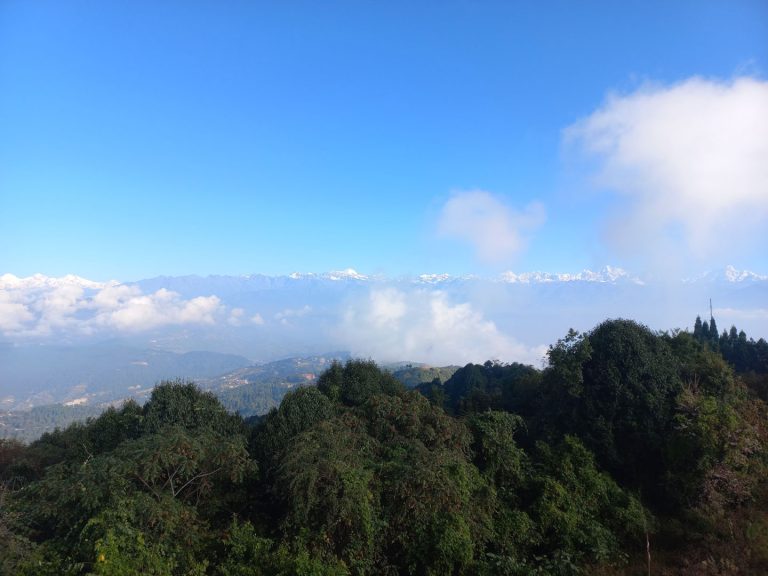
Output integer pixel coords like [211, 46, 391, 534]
[437, 190, 545, 263]
[91, 286, 222, 331]
[0, 291, 35, 331]
[3, 272, 764, 368]
[566, 76, 768, 269]
[341, 287, 547, 366]
[0, 275, 226, 337]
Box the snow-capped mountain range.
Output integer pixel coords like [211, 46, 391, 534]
[498, 265, 641, 284]
[2, 265, 765, 292]
[0, 273, 118, 291]
[684, 265, 768, 284]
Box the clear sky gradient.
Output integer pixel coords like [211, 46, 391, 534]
[2, 1, 767, 281]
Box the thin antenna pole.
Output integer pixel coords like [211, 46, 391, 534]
[710, 298, 713, 318]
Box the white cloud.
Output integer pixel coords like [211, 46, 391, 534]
[91, 284, 141, 310]
[177, 294, 221, 325]
[227, 308, 265, 326]
[94, 289, 222, 331]
[0, 276, 226, 335]
[368, 288, 406, 326]
[228, 308, 246, 326]
[437, 190, 545, 263]
[0, 282, 90, 336]
[566, 76, 768, 267]
[275, 305, 312, 325]
[250, 313, 265, 325]
[24, 284, 88, 335]
[0, 291, 34, 331]
[341, 287, 547, 366]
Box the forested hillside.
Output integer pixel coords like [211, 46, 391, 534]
[0, 404, 105, 443]
[1, 318, 767, 575]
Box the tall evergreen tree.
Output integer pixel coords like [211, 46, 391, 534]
[693, 315, 703, 340]
[709, 315, 719, 346]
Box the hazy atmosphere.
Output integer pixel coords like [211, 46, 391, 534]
[4, 4, 768, 575]
[2, 1, 767, 368]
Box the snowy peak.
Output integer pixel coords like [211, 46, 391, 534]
[288, 268, 370, 282]
[499, 266, 639, 285]
[416, 273, 453, 285]
[327, 268, 369, 281]
[685, 266, 768, 284]
[0, 273, 116, 290]
[724, 265, 767, 283]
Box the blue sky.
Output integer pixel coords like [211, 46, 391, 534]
[2, 1, 767, 281]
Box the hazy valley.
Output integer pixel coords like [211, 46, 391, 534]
[1, 266, 765, 413]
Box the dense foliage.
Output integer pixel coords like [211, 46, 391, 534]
[2, 319, 767, 575]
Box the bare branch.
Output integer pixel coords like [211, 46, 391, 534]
[175, 467, 222, 499]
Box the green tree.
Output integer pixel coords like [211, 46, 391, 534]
[693, 315, 704, 340]
[7, 382, 255, 575]
[468, 411, 527, 492]
[528, 437, 646, 568]
[424, 361, 540, 417]
[118, 426, 254, 507]
[86, 401, 144, 456]
[318, 360, 403, 407]
[366, 392, 493, 575]
[251, 386, 334, 477]
[142, 380, 245, 437]
[275, 414, 379, 574]
[709, 315, 719, 349]
[543, 320, 682, 500]
[217, 518, 350, 576]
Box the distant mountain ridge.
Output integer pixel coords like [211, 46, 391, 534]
[133, 265, 768, 286]
[498, 265, 641, 284]
[0, 353, 463, 441]
[3, 265, 766, 291]
[0, 344, 252, 410]
[684, 265, 768, 284]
